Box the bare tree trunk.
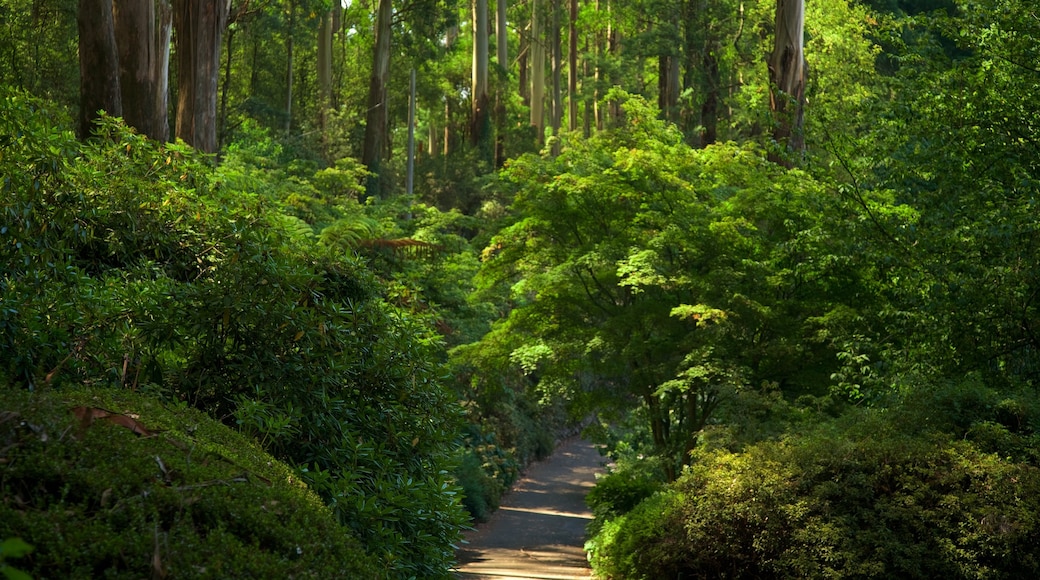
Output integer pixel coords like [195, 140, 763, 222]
[518, 20, 529, 107]
[494, 0, 507, 166]
[172, 0, 229, 154]
[530, 0, 545, 145]
[567, 0, 577, 132]
[443, 23, 458, 157]
[78, 0, 122, 138]
[593, 0, 603, 131]
[471, 0, 490, 149]
[496, 0, 507, 71]
[550, 0, 561, 154]
[700, 47, 718, 146]
[317, 8, 332, 129]
[768, 0, 806, 162]
[361, 0, 392, 197]
[112, 0, 169, 141]
[285, 0, 295, 136]
[606, 1, 621, 126]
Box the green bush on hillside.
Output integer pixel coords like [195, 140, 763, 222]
[0, 386, 380, 578]
[0, 89, 466, 578]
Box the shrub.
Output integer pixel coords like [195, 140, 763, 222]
[0, 386, 381, 578]
[587, 409, 1040, 579]
[0, 89, 467, 578]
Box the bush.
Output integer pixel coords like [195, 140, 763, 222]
[0, 89, 467, 578]
[587, 409, 1040, 579]
[0, 386, 381, 578]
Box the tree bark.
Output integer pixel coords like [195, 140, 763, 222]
[550, 0, 562, 154]
[361, 0, 392, 197]
[530, 0, 545, 145]
[172, 0, 229, 154]
[471, 0, 490, 149]
[78, 0, 122, 138]
[494, 0, 508, 167]
[768, 0, 806, 162]
[285, 0, 296, 137]
[567, 0, 577, 132]
[112, 0, 170, 142]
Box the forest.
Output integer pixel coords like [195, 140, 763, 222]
[1, 0, 1039, 577]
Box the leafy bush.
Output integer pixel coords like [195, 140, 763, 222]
[0, 386, 381, 578]
[587, 408, 1040, 579]
[0, 89, 467, 578]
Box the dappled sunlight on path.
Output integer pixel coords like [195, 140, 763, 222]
[454, 437, 606, 580]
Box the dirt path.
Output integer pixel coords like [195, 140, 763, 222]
[454, 437, 606, 580]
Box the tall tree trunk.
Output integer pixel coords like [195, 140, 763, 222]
[768, 0, 806, 163]
[361, 0, 392, 198]
[606, 1, 621, 126]
[218, 22, 234, 148]
[530, 0, 544, 145]
[406, 68, 415, 198]
[471, 0, 490, 150]
[593, 0, 603, 131]
[318, 11, 332, 105]
[550, 0, 561, 154]
[495, 0, 507, 71]
[285, 0, 296, 137]
[112, 0, 170, 142]
[78, 0, 122, 138]
[518, 20, 529, 107]
[700, 47, 718, 146]
[567, 0, 577, 132]
[494, 0, 507, 166]
[172, 0, 229, 154]
[317, 9, 333, 155]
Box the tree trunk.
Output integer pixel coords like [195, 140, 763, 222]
[768, 0, 806, 162]
[361, 0, 392, 197]
[218, 21, 234, 148]
[471, 0, 490, 149]
[518, 20, 529, 107]
[494, 0, 507, 166]
[550, 0, 561, 154]
[530, 0, 544, 145]
[78, 0, 122, 138]
[700, 48, 718, 146]
[112, 0, 170, 142]
[317, 9, 333, 155]
[285, 0, 296, 137]
[567, 0, 577, 132]
[172, 0, 228, 154]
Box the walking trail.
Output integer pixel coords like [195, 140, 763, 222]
[454, 437, 606, 580]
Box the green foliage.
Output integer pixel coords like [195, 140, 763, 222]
[467, 92, 855, 476]
[588, 406, 1040, 579]
[0, 91, 467, 578]
[0, 385, 381, 578]
[585, 450, 666, 536]
[0, 538, 32, 580]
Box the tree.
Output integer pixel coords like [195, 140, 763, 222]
[362, 0, 392, 197]
[530, 0, 545, 144]
[78, 0, 122, 138]
[471, 0, 490, 150]
[172, 0, 229, 153]
[112, 0, 171, 143]
[768, 0, 806, 161]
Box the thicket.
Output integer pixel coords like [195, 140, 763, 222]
[0, 89, 474, 578]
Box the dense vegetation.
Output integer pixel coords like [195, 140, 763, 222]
[2, 0, 1039, 577]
